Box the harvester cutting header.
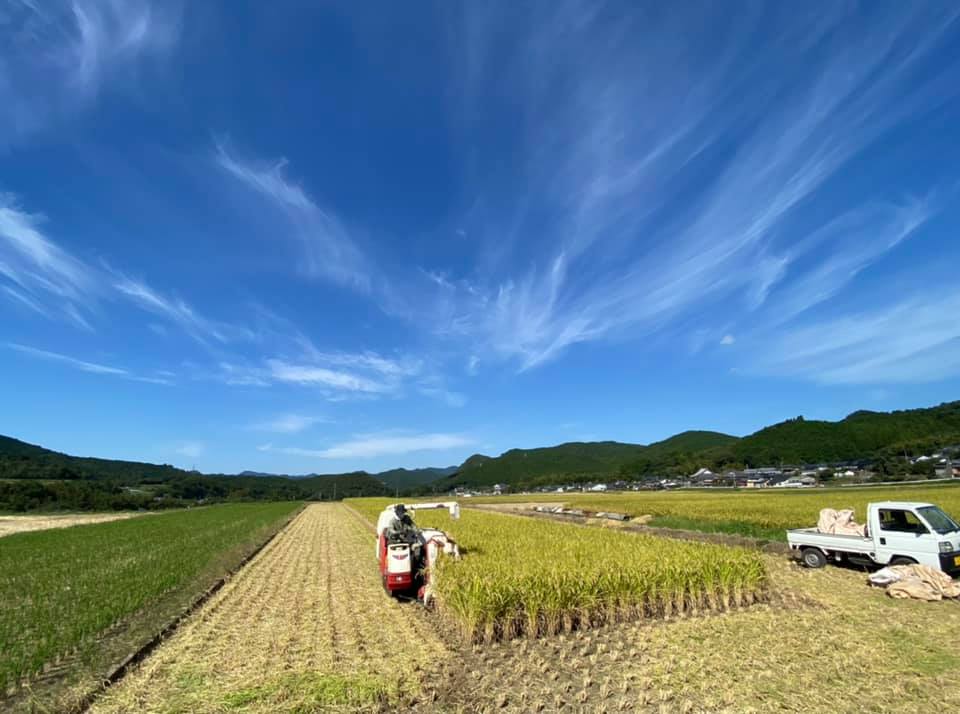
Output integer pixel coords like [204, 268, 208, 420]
[376, 502, 461, 604]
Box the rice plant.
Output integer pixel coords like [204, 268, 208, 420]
[0, 502, 300, 694]
[348, 500, 767, 641]
[460, 482, 960, 541]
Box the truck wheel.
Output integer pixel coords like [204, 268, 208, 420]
[890, 556, 917, 566]
[801, 548, 827, 569]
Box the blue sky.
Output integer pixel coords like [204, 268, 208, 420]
[2, 2, 960, 474]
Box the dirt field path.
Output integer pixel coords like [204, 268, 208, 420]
[92, 504, 450, 713]
[0, 511, 151, 538]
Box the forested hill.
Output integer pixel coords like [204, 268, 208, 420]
[444, 431, 736, 488]
[0, 435, 389, 511]
[376, 466, 457, 490]
[4, 399, 959, 506]
[723, 400, 960, 465]
[0, 434, 188, 483]
[441, 401, 960, 488]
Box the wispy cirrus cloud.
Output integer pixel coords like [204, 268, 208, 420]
[218, 351, 419, 396]
[260, 432, 474, 460]
[0, 0, 180, 143]
[112, 272, 253, 345]
[423, 3, 960, 371]
[174, 441, 204, 459]
[216, 344, 439, 402]
[214, 141, 371, 290]
[0, 193, 99, 325]
[741, 289, 960, 385]
[249, 414, 329, 434]
[266, 360, 391, 393]
[6, 342, 172, 384]
[0, 194, 242, 347]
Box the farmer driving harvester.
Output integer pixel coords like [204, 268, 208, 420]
[375, 502, 460, 604]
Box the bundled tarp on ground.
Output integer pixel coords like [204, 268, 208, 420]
[868, 564, 960, 601]
[817, 508, 866, 537]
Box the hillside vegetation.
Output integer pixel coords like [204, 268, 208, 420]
[4, 400, 959, 505]
[724, 401, 960, 465]
[442, 402, 960, 488]
[0, 435, 388, 511]
[443, 431, 736, 488]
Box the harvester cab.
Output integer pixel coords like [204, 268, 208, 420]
[376, 502, 460, 604]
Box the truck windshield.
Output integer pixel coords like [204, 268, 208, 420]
[917, 506, 960, 535]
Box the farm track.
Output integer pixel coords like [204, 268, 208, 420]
[92, 504, 452, 713]
[0, 511, 153, 538]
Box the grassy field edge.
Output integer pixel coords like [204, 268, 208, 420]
[3, 503, 304, 714]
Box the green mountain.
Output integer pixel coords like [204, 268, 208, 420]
[725, 401, 960, 466]
[0, 434, 189, 484]
[239, 466, 456, 489]
[441, 402, 960, 488]
[376, 466, 457, 490]
[5, 399, 958, 505]
[0, 434, 389, 511]
[445, 431, 736, 488]
[447, 442, 646, 488]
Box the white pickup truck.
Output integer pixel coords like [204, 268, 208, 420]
[787, 501, 960, 574]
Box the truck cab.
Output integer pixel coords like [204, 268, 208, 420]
[787, 501, 960, 574]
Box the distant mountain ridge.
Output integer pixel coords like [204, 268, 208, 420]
[445, 431, 737, 488]
[3, 399, 959, 500]
[0, 433, 454, 492]
[0, 435, 390, 508]
[440, 401, 960, 488]
[237, 466, 456, 489]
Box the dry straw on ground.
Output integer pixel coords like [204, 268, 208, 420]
[0, 512, 150, 538]
[92, 504, 449, 713]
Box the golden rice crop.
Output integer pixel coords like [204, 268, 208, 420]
[348, 500, 767, 642]
[477, 482, 960, 538]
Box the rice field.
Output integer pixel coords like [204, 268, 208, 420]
[0, 502, 299, 701]
[473, 482, 960, 540]
[12, 496, 958, 713]
[347, 499, 768, 642]
[93, 504, 450, 713]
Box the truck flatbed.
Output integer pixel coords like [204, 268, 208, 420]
[786, 528, 873, 556]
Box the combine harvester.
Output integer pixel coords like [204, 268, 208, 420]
[375, 502, 460, 604]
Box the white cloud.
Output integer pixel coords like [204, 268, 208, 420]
[7, 342, 125, 375]
[6, 342, 172, 384]
[250, 414, 328, 434]
[466, 355, 480, 376]
[416, 373, 467, 407]
[741, 289, 960, 384]
[214, 141, 371, 290]
[418, 386, 467, 408]
[719, 335, 735, 346]
[112, 272, 253, 345]
[266, 359, 391, 393]
[2, 284, 49, 317]
[757, 199, 932, 325]
[0, 0, 181, 142]
[425, 4, 959, 370]
[0, 194, 99, 324]
[216, 347, 427, 400]
[263, 432, 474, 460]
[174, 441, 204, 459]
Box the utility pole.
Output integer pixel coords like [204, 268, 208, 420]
[333, 482, 337, 501]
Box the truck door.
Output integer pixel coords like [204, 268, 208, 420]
[875, 508, 938, 568]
